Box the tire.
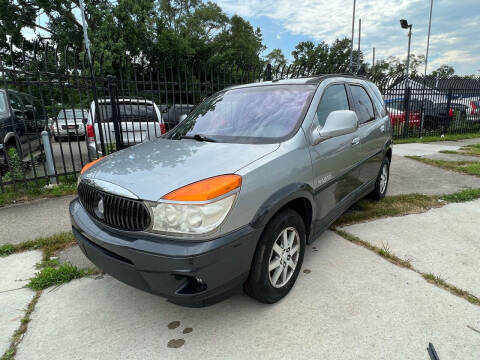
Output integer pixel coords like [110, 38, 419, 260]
[54, 136, 59, 142]
[244, 208, 306, 304]
[371, 157, 390, 200]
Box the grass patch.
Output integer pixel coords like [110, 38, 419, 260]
[0, 175, 77, 208]
[395, 133, 480, 144]
[422, 273, 480, 306]
[440, 188, 480, 202]
[334, 193, 442, 226]
[334, 229, 412, 269]
[0, 291, 41, 360]
[0, 232, 76, 260]
[439, 144, 480, 157]
[0, 244, 16, 256]
[335, 188, 480, 226]
[407, 156, 480, 177]
[27, 262, 95, 291]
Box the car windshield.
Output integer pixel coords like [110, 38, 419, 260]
[58, 109, 86, 121]
[168, 85, 315, 144]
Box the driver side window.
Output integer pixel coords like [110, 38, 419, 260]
[316, 84, 350, 128]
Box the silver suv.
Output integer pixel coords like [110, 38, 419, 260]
[70, 75, 392, 306]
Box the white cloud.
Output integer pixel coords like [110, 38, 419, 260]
[215, 0, 480, 75]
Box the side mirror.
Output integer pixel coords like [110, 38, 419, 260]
[311, 110, 358, 145]
[178, 114, 188, 123]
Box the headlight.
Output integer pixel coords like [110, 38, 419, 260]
[150, 194, 236, 235]
[149, 174, 242, 236]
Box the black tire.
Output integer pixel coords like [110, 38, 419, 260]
[371, 157, 390, 200]
[244, 208, 306, 304]
[54, 136, 59, 142]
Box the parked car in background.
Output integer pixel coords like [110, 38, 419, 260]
[386, 98, 467, 132]
[51, 109, 88, 141]
[72, 75, 392, 306]
[86, 98, 165, 159]
[0, 89, 47, 170]
[160, 104, 196, 130]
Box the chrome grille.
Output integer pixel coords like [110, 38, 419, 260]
[78, 182, 150, 231]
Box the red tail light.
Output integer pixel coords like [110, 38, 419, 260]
[87, 124, 95, 142]
[448, 108, 454, 117]
[471, 102, 477, 114]
[159, 123, 166, 134]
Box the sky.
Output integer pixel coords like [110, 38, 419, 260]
[213, 0, 480, 75]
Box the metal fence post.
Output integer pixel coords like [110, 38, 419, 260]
[107, 75, 123, 151]
[265, 63, 272, 81]
[403, 86, 411, 138]
[41, 131, 57, 185]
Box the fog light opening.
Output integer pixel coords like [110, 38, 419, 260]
[176, 275, 208, 295]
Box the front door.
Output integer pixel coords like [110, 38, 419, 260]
[308, 83, 362, 228]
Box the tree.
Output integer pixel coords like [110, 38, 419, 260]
[431, 65, 455, 78]
[291, 38, 363, 73]
[0, 0, 265, 71]
[265, 48, 286, 69]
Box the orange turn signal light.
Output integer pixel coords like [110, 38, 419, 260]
[80, 157, 105, 175]
[162, 175, 242, 201]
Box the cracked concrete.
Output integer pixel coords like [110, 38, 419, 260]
[0, 251, 42, 355]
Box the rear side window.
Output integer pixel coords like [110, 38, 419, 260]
[365, 82, 387, 117]
[350, 85, 375, 124]
[316, 84, 350, 127]
[0, 91, 7, 113]
[97, 103, 158, 123]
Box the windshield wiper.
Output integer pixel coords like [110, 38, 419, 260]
[179, 134, 217, 142]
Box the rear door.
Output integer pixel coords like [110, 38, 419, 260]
[308, 82, 363, 224]
[349, 82, 388, 185]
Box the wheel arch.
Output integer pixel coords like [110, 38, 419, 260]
[250, 183, 315, 241]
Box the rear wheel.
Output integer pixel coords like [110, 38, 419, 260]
[244, 208, 306, 303]
[371, 157, 390, 200]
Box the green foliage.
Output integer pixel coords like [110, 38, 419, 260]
[264, 48, 287, 69]
[431, 65, 455, 78]
[406, 156, 480, 177]
[1, 0, 265, 71]
[27, 263, 87, 291]
[0, 231, 76, 260]
[0, 176, 77, 207]
[0, 244, 16, 256]
[5, 147, 24, 182]
[440, 188, 480, 203]
[291, 38, 363, 73]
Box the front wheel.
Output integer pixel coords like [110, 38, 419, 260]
[244, 208, 306, 304]
[371, 157, 390, 200]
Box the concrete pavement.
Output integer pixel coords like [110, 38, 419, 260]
[341, 199, 480, 298]
[15, 231, 480, 360]
[387, 155, 480, 196]
[0, 196, 75, 245]
[0, 251, 42, 355]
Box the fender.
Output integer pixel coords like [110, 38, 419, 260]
[250, 182, 316, 230]
[2, 132, 22, 157]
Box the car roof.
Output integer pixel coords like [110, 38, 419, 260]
[223, 74, 369, 91]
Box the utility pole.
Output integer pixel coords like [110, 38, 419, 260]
[372, 47, 375, 67]
[357, 18, 361, 72]
[349, 0, 356, 71]
[424, 0, 434, 76]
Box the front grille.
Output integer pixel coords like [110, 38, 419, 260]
[78, 182, 151, 231]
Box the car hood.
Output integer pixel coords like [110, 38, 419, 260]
[84, 138, 279, 201]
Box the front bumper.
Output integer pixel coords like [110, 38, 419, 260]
[69, 198, 262, 306]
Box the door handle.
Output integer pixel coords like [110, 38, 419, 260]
[351, 137, 360, 146]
